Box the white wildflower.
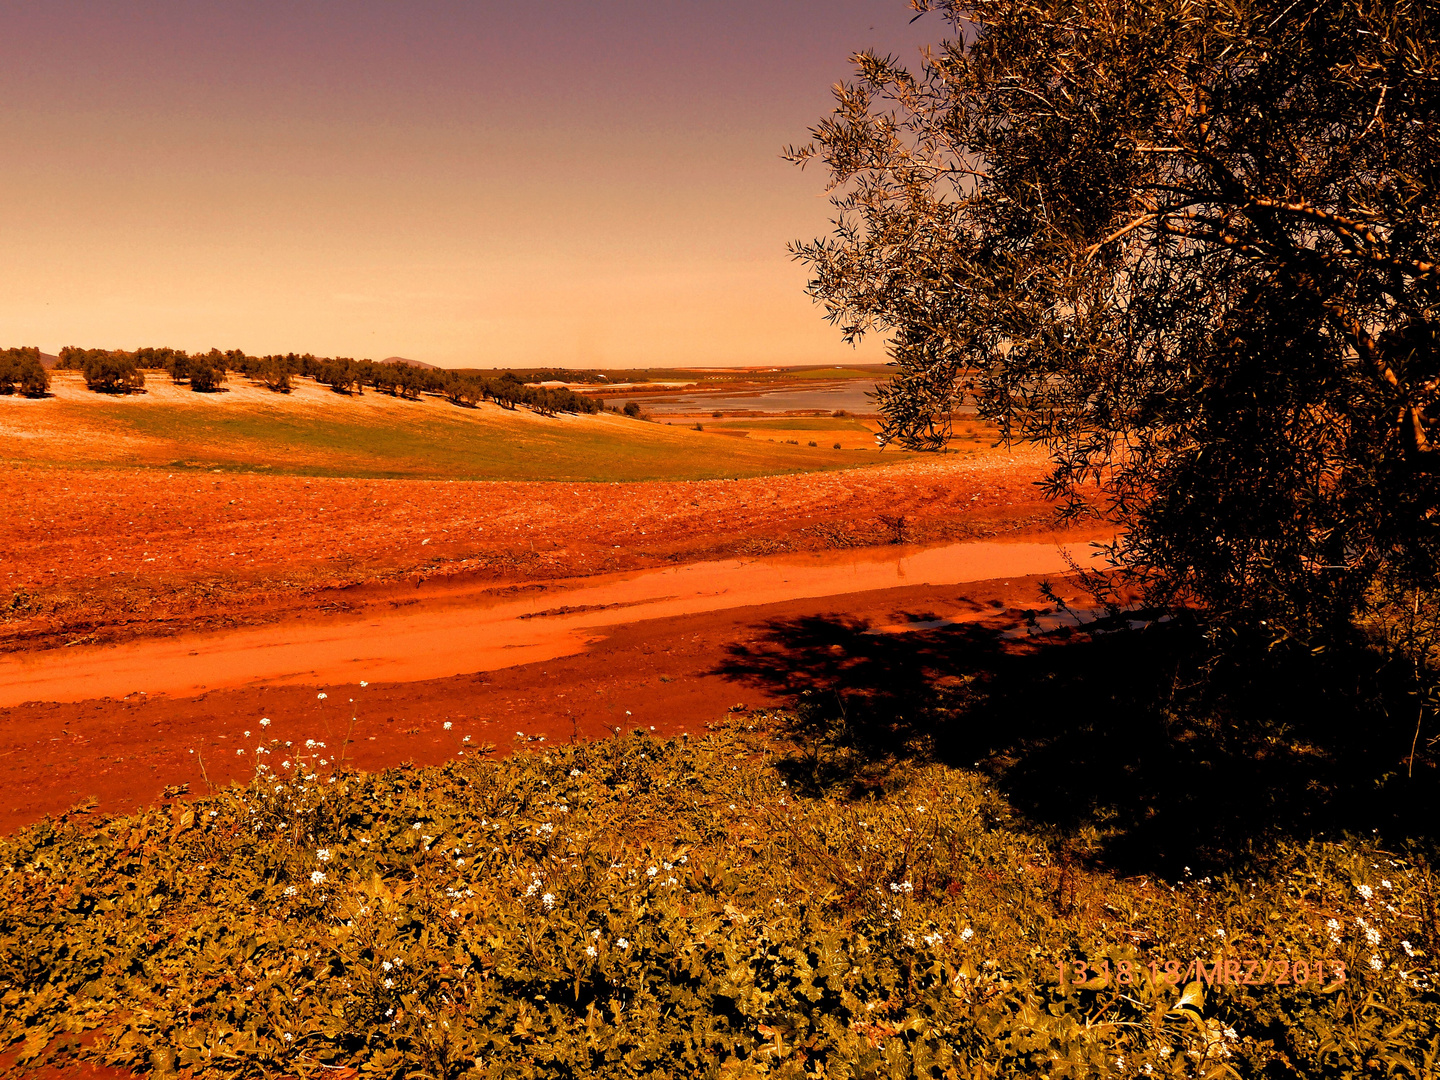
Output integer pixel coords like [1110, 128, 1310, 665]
[616, 938, 629, 950]
[317, 693, 327, 700]
[444, 721, 453, 730]
[542, 893, 556, 910]
[310, 871, 326, 885]
[1358, 883, 1374, 901]
[316, 849, 331, 862]
[1370, 955, 1384, 971]
[586, 946, 596, 957]
[1402, 940, 1415, 957]
[960, 927, 974, 942]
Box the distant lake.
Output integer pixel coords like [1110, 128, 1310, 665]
[605, 381, 884, 415]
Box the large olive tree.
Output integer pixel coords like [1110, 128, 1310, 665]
[790, 0, 1440, 642]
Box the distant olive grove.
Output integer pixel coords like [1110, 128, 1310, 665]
[32, 347, 601, 416]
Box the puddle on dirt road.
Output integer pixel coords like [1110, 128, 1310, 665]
[0, 538, 1104, 707]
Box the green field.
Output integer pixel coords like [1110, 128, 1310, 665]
[711, 416, 874, 433]
[462, 364, 890, 385]
[0, 388, 888, 482]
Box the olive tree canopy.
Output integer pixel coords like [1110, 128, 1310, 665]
[789, 0, 1440, 639]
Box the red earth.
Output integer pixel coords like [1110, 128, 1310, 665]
[2, 449, 1058, 653]
[0, 568, 1088, 835]
[1, 448, 1100, 1079]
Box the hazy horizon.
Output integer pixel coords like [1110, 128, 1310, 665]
[0, 2, 938, 369]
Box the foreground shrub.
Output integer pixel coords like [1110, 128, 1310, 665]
[1, 723, 1435, 1078]
[0, 347, 49, 396]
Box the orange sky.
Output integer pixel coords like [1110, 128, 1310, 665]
[0, 2, 940, 368]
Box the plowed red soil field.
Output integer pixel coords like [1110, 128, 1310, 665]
[0, 444, 1100, 842]
[3, 449, 1058, 653]
[2, 415, 1099, 1080]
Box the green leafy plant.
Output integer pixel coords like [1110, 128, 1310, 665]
[1, 719, 1434, 1078]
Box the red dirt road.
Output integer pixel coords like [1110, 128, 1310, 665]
[0, 568, 1075, 835]
[0, 539, 1098, 707]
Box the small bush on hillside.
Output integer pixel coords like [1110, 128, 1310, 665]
[258, 357, 293, 393]
[0, 347, 50, 397]
[80, 353, 144, 394]
[133, 348, 192, 383]
[444, 374, 484, 407]
[622, 401, 642, 418]
[0, 722, 1434, 1078]
[317, 360, 362, 395]
[188, 350, 228, 393]
[166, 352, 191, 383]
[58, 346, 119, 371]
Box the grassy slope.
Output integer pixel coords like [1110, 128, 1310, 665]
[0, 377, 889, 483]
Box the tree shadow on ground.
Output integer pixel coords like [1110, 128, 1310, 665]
[714, 613, 1439, 877]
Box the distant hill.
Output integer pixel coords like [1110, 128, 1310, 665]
[39, 352, 60, 370]
[382, 356, 438, 370]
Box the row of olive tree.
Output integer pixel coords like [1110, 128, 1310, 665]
[49, 346, 601, 415]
